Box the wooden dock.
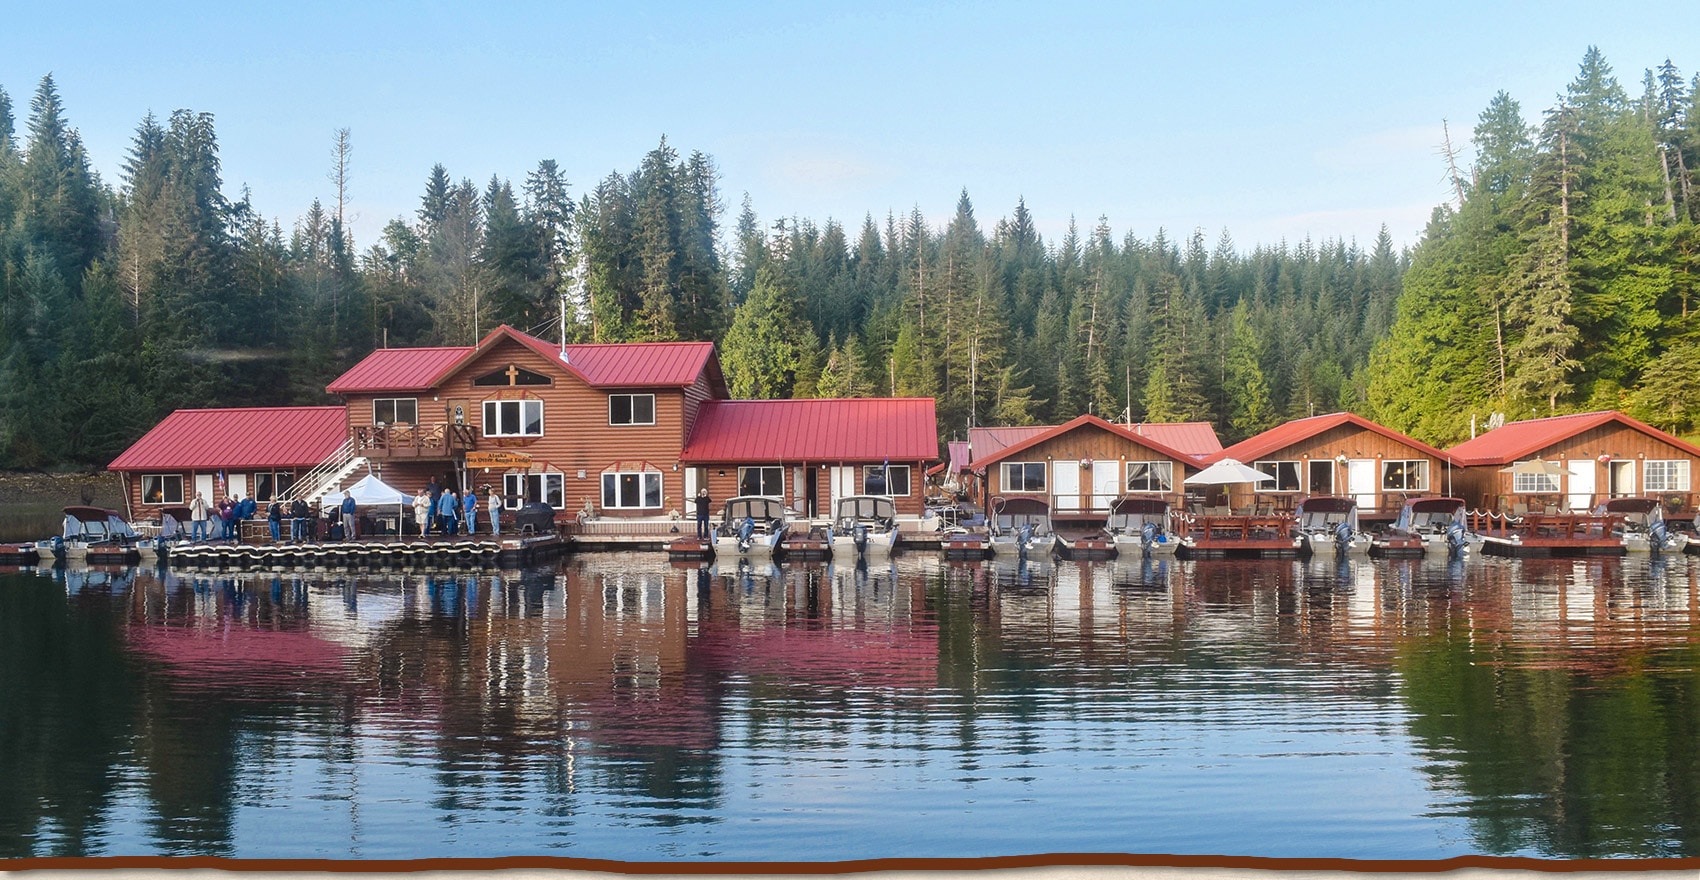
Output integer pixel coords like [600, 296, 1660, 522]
[1180, 515, 1304, 559]
[1477, 513, 1626, 557]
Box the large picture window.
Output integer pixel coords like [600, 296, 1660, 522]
[1253, 460, 1302, 492]
[1002, 462, 1046, 493]
[483, 399, 544, 437]
[602, 471, 663, 509]
[373, 398, 418, 425]
[1512, 468, 1561, 494]
[1125, 461, 1174, 493]
[863, 465, 911, 496]
[1381, 460, 1428, 492]
[608, 394, 656, 426]
[1646, 460, 1692, 492]
[254, 471, 295, 503]
[738, 466, 784, 497]
[504, 473, 564, 509]
[142, 474, 184, 505]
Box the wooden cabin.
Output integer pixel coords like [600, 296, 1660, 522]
[1213, 412, 1456, 517]
[970, 415, 1197, 522]
[1448, 411, 1700, 520]
[108, 407, 349, 519]
[678, 398, 938, 520]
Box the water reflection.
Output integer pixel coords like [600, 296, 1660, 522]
[2, 553, 1700, 858]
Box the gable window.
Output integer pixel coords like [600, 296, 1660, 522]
[504, 473, 564, 509]
[373, 398, 417, 425]
[738, 466, 784, 497]
[609, 393, 656, 426]
[864, 464, 911, 496]
[483, 399, 543, 437]
[1125, 461, 1174, 492]
[1381, 460, 1428, 492]
[602, 471, 663, 509]
[142, 474, 184, 505]
[1254, 460, 1302, 492]
[1646, 460, 1691, 493]
[1002, 462, 1046, 493]
[474, 364, 552, 386]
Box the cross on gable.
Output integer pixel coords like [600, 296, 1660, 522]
[506, 364, 520, 385]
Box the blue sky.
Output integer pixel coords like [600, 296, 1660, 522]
[4, 1, 1697, 253]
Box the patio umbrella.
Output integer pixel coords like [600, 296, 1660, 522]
[1499, 458, 1567, 476]
[1185, 458, 1276, 486]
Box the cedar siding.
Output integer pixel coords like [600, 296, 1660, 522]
[1448, 412, 1700, 515]
[974, 416, 1195, 518]
[1215, 414, 1455, 514]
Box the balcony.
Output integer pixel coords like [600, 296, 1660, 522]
[353, 423, 477, 460]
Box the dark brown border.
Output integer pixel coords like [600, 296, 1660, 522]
[5, 854, 1700, 873]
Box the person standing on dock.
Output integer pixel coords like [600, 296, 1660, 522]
[413, 488, 430, 536]
[267, 499, 283, 543]
[436, 488, 456, 536]
[291, 498, 310, 541]
[219, 497, 235, 541]
[426, 477, 442, 535]
[340, 493, 357, 541]
[487, 485, 502, 536]
[464, 486, 479, 535]
[190, 491, 209, 542]
[695, 487, 712, 540]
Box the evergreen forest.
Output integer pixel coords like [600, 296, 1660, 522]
[1, 47, 1696, 470]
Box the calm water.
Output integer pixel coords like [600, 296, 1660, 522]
[3, 551, 1700, 860]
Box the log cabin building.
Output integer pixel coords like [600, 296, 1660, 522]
[1212, 412, 1456, 516]
[969, 414, 1199, 522]
[1446, 411, 1700, 518]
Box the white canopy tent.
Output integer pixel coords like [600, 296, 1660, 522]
[322, 474, 410, 535]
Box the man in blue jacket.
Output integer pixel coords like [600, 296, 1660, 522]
[340, 493, 358, 541]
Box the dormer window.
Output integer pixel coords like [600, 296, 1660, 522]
[474, 364, 552, 386]
[609, 393, 656, 426]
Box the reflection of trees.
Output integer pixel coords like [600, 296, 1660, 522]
[1398, 559, 1700, 856]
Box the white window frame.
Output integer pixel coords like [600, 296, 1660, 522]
[142, 474, 185, 505]
[608, 393, 656, 426]
[504, 472, 564, 509]
[372, 397, 418, 425]
[1307, 460, 1334, 494]
[1125, 461, 1174, 493]
[483, 399, 544, 437]
[738, 466, 784, 497]
[1002, 462, 1047, 493]
[1380, 460, 1428, 492]
[254, 470, 295, 503]
[1645, 460, 1692, 493]
[601, 471, 664, 509]
[1253, 460, 1302, 492]
[1512, 467, 1561, 494]
[863, 464, 911, 496]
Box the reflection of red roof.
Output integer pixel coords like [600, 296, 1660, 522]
[326, 325, 722, 394]
[690, 624, 939, 689]
[126, 624, 350, 686]
[1217, 412, 1453, 465]
[1448, 410, 1700, 465]
[109, 407, 348, 471]
[680, 399, 938, 463]
[970, 415, 1197, 470]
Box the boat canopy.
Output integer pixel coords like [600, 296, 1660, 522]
[723, 496, 787, 523]
[835, 495, 896, 524]
[1598, 496, 1665, 526]
[62, 507, 137, 542]
[1395, 496, 1466, 531]
[1110, 495, 1170, 516]
[1297, 496, 1359, 530]
[992, 496, 1051, 534]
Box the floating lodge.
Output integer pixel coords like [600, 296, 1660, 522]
[48, 326, 1700, 567]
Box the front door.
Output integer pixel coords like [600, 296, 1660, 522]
[1347, 459, 1376, 509]
[1610, 460, 1636, 498]
[830, 466, 856, 508]
[1052, 462, 1081, 514]
[804, 467, 819, 518]
[228, 472, 249, 502]
[1567, 459, 1596, 510]
[195, 474, 216, 505]
[1090, 460, 1120, 512]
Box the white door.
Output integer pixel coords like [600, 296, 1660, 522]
[1610, 460, 1636, 498]
[228, 473, 249, 501]
[1091, 460, 1120, 512]
[831, 466, 856, 506]
[194, 474, 215, 505]
[1052, 462, 1081, 514]
[1567, 459, 1596, 511]
[1347, 459, 1376, 509]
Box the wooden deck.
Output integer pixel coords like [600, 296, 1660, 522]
[1477, 513, 1627, 557]
[1180, 515, 1303, 558]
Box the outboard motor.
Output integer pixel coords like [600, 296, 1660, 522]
[853, 522, 869, 552]
[1016, 522, 1034, 558]
[737, 516, 755, 552]
[1333, 520, 1354, 553]
[50, 535, 66, 560]
[1650, 520, 1670, 553]
[1445, 521, 1468, 552]
[1140, 521, 1158, 557]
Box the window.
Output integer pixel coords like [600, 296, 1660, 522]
[1381, 460, 1428, 492]
[738, 466, 784, 497]
[142, 474, 184, 505]
[504, 473, 564, 509]
[373, 398, 418, 425]
[1512, 468, 1561, 494]
[483, 399, 544, 437]
[254, 470, 295, 502]
[1646, 460, 1692, 492]
[474, 364, 551, 386]
[602, 471, 663, 509]
[1002, 462, 1046, 493]
[1308, 460, 1334, 494]
[1254, 460, 1302, 492]
[1125, 461, 1174, 493]
[609, 393, 656, 426]
[863, 464, 911, 496]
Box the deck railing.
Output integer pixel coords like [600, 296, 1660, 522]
[354, 423, 478, 459]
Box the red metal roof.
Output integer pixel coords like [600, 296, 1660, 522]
[1127, 422, 1222, 458]
[969, 415, 1198, 470]
[109, 407, 348, 471]
[968, 426, 1050, 463]
[325, 325, 720, 394]
[1216, 412, 1454, 465]
[680, 399, 938, 463]
[1447, 410, 1700, 465]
